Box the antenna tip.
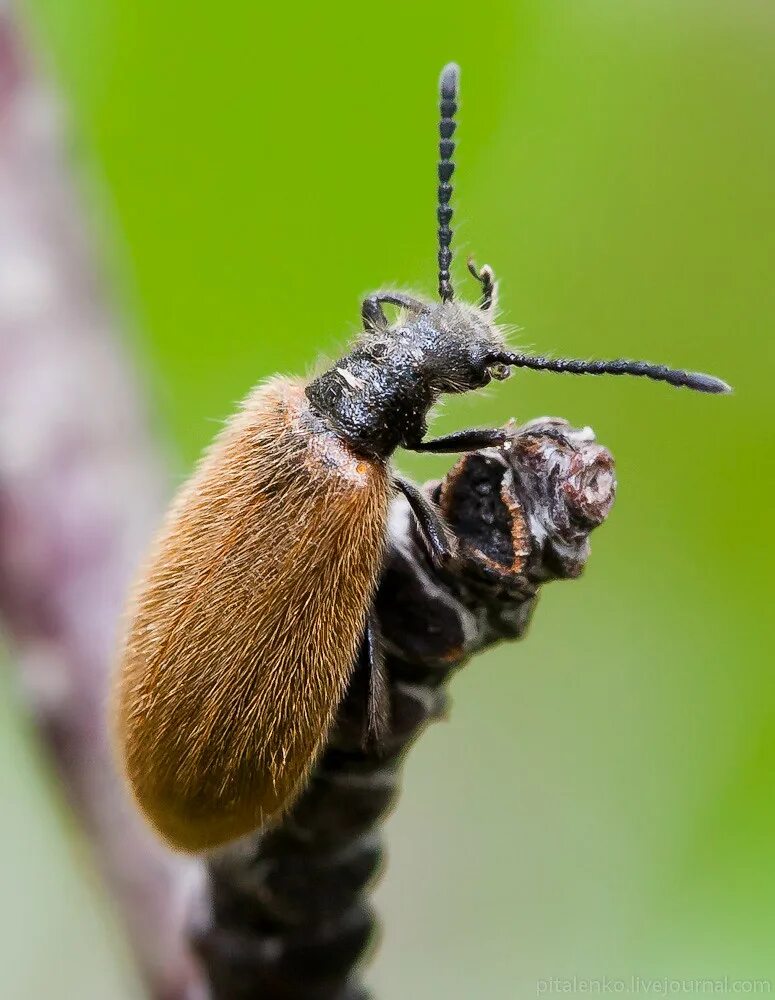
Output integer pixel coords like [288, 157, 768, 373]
[439, 62, 460, 98]
[689, 372, 733, 394]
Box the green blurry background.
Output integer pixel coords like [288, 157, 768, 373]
[3, 0, 774, 996]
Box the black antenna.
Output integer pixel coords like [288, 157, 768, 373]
[438, 62, 459, 303]
[490, 352, 731, 394]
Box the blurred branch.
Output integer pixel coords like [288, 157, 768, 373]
[0, 11, 207, 999]
[195, 418, 616, 999]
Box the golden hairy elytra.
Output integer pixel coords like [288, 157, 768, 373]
[115, 379, 390, 851]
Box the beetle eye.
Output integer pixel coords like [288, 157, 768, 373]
[489, 363, 511, 381]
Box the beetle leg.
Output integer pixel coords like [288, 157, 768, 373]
[361, 296, 388, 331]
[362, 611, 390, 750]
[466, 258, 497, 312]
[361, 291, 428, 330]
[394, 476, 454, 568]
[408, 427, 509, 454]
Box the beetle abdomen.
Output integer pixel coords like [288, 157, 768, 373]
[114, 377, 390, 852]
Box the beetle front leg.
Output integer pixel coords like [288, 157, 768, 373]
[361, 292, 428, 331]
[407, 427, 510, 454]
[393, 476, 454, 568]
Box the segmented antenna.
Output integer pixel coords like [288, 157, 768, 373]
[492, 352, 731, 394]
[438, 62, 459, 303]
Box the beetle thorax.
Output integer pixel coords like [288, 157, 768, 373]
[306, 301, 506, 460]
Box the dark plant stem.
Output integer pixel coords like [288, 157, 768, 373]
[195, 417, 616, 1000]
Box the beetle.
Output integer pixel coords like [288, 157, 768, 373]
[113, 63, 729, 852]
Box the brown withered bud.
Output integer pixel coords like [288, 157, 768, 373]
[375, 417, 616, 680]
[436, 416, 615, 584]
[196, 418, 616, 1000]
